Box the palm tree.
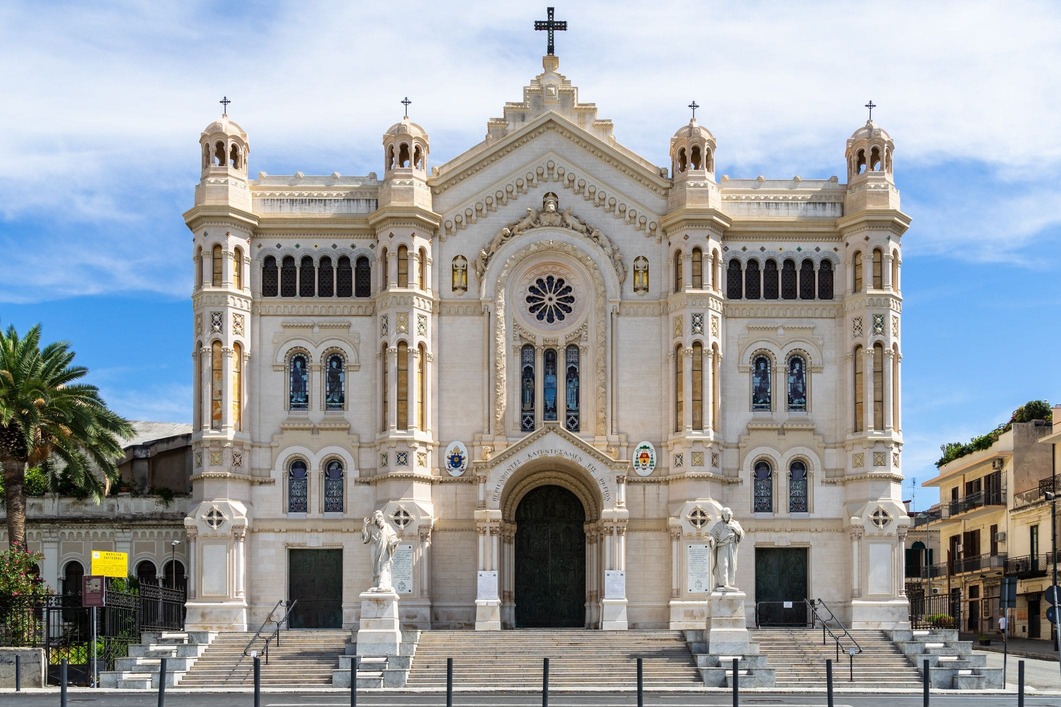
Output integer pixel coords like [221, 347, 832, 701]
[0, 324, 132, 549]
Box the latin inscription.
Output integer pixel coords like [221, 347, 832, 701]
[492, 446, 612, 504]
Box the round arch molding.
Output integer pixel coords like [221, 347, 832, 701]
[499, 463, 603, 524]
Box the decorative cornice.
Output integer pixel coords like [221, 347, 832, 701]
[256, 302, 376, 317]
[723, 303, 840, 318]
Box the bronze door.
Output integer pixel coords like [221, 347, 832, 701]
[755, 547, 809, 626]
[515, 485, 586, 627]
[288, 549, 343, 628]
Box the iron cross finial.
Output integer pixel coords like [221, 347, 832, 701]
[220, 96, 231, 117]
[865, 100, 876, 121]
[534, 7, 567, 56]
[401, 96, 411, 119]
[688, 100, 699, 121]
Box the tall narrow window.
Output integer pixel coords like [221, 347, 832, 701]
[726, 260, 743, 299]
[418, 248, 427, 290]
[521, 345, 535, 432]
[711, 251, 721, 291]
[397, 342, 409, 429]
[691, 342, 703, 430]
[781, 259, 797, 299]
[299, 256, 316, 297]
[337, 256, 353, 297]
[417, 344, 426, 430]
[892, 344, 900, 429]
[381, 249, 389, 288]
[852, 251, 863, 293]
[564, 345, 580, 432]
[212, 245, 223, 287]
[763, 259, 779, 299]
[674, 345, 684, 432]
[745, 260, 761, 299]
[210, 341, 223, 430]
[543, 349, 558, 422]
[195, 246, 203, 288]
[381, 344, 389, 430]
[691, 248, 703, 289]
[354, 256, 371, 297]
[872, 249, 883, 289]
[195, 340, 202, 429]
[891, 250, 900, 292]
[262, 256, 278, 297]
[233, 247, 243, 291]
[318, 256, 334, 297]
[787, 355, 807, 411]
[325, 353, 345, 410]
[397, 245, 409, 287]
[711, 344, 720, 432]
[289, 353, 309, 410]
[232, 342, 242, 431]
[799, 259, 815, 299]
[754, 460, 773, 513]
[281, 256, 297, 297]
[853, 345, 864, 432]
[872, 343, 884, 430]
[674, 251, 683, 292]
[789, 460, 808, 512]
[752, 355, 771, 411]
[324, 460, 344, 513]
[818, 260, 834, 299]
[287, 460, 308, 513]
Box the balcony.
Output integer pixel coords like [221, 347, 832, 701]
[911, 508, 942, 527]
[943, 489, 1005, 519]
[922, 553, 1007, 579]
[1005, 551, 1061, 579]
[1013, 475, 1061, 510]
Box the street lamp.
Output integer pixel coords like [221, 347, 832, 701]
[1043, 491, 1061, 680]
[170, 540, 181, 589]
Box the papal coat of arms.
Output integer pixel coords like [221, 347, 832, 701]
[445, 440, 469, 477]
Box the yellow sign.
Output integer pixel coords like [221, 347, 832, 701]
[90, 551, 128, 578]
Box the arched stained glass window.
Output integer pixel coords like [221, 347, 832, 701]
[763, 259, 779, 299]
[397, 245, 409, 287]
[726, 260, 742, 299]
[380, 344, 389, 431]
[233, 247, 243, 291]
[324, 460, 344, 513]
[212, 245, 223, 287]
[280, 256, 297, 297]
[318, 256, 334, 297]
[543, 349, 558, 422]
[565, 345, 580, 432]
[397, 342, 409, 429]
[854, 345, 864, 432]
[288, 460, 308, 513]
[521, 345, 535, 432]
[873, 343, 884, 430]
[752, 355, 771, 411]
[195, 246, 203, 288]
[417, 343, 426, 430]
[781, 259, 797, 299]
[754, 460, 773, 513]
[852, 251, 863, 293]
[691, 342, 703, 430]
[745, 260, 761, 299]
[674, 345, 683, 432]
[799, 259, 815, 299]
[691, 248, 703, 289]
[210, 341, 223, 430]
[787, 355, 807, 411]
[354, 256, 371, 297]
[262, 256, 278, 297]
[674, 251, 683, 293]
[817, 260, 833, 300]
[789, 460, 808, 513]
[289, 353, 309, 410]
[337, 256, 353, 297]
[299, 256, 316, 297]
[325, 353, 344, 410]
[232, 342, 242, 431]
[418, 248, 427, 290]
[872, 249, 883, 289]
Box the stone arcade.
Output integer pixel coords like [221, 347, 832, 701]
[183, 40, 911, 639]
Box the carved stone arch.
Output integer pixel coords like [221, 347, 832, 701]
[744, 346, 778, 369]
[321, 343, 358, 369]
[499, 463, 603, 523]
[273, 343, 313, 368]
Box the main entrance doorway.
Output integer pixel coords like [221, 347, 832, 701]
[514, 485, 586, 627]
[754, 547, 809, 626]
[288, 549, 343, 628]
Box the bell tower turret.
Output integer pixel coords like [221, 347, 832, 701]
[194, 99, 252, 212]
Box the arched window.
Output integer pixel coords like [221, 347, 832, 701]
[817, 260, 834, 300]
[417, 343, 427, 430]
[711, 251, 721, 292]
[754, 460, 773, 513]
[543, 349, 558, 422]
[299, 256, 315, 297]
[325, 353, 345, 410]
[163, 560, 186, 591]
[892, 343, 901, 429]
[852, 251, 863, 293]
[872, 249, 883, 289]
[711, 344, 720, 432]
[853, 345, 864, 432]
[195, 246, 203, 288]
[318, 256, 334, 297]
[381, 248, 389, 288]
[673, 250, 683, 293]
[787, 355, 807, 412]
[381, 344, 389, 431]
[565, 344, 580, 432]
[62, 560, 84, 597]
[752, 355, 771, 411]
[233, 247, 243, 291]
[781, 259, 797, 299]
[418, 248, 427, 290]
[691, 248, 703, 289]
[210, 341, 223, 430]
[521, 344, 535, 432]
[763, 259, 779, 299]
[262, 256, 278, 297]
[287, 460, 308, 513]
[873, 343, 885, 430]
[745, 260, 761, 299]
[726, 260, 742, 299]
[674, 345, 683, 432]
[891, 250, 900, 292]
[289, 352, 309, 410]
[136, 560, 157, 586]
[324, 459, 344, 513]
[397, 245, 409, 287]
[799, 259, 815, 299]
[232, 342, 242, 431]
[354, 256, 371, 297]
[397, 342, 409, 429]
[691, 342, 703, 430]
[194, 339, 202, 429]
[214, 141, 225, 167]
[212, 244, 223, 287]
[280, 256, 297, 297]
[789, 460, 808, 512]
[229, 144, 241, 170]
[337, 256, 353, 297]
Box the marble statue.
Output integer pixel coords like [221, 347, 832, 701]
[708, 507, 744, 591]
[362, 509, 399, 591]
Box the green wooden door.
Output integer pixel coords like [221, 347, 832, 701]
[754, 547, 809, 626]
[288, 549, 343, 628]
[515, 485, 586, 627]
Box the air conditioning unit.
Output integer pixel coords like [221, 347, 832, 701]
[932, 587, 940, 594]
[992, 458, 1004, 471]
[994, 531, 1007, 543]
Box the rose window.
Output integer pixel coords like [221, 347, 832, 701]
[525, 275, 574, 324]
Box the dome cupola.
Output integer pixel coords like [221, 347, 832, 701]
[199, 99, 249, 179]
[669, 103, 716, 180]
[383, 101, 429, 180]
[845, 101, 894, 182]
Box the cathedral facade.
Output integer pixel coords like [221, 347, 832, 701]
[183, 51, 911, 633]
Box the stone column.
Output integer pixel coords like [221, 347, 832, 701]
[474, 509, 501, 630]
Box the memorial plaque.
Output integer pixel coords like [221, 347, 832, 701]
[392, 543, 414, 594]
[687, 544, 710, 593]
[477, 570, 498, 600]
[604, 570, 626, 599]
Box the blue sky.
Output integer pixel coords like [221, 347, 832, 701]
[1, 1, 1059, 510]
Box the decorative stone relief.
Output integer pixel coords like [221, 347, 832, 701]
[396, 451, 409, 466]
[711, 453, 719, 467]
[417, 451, 427, 468]
[673, 316, 683, 338]
[195, 313, 203, 336]
[632, 256, 649, 294]
[209, 451, 222, 466]
[194, 451, 202, 469]
[233, 313, 245, 337]
[893, 452, 900, 467]
[211, 312, 223, 334]
[892, 315, 899, 337]
[873, 452, 887, 467]
[232, 453, 242, 468]
[870, 507, 892, 529]
[452, 255, 468, 293]
[692, 451, 704, 467]
[711, 315, 719, 337]
[204, 507, 227, 530]
[380, 315, 388, 337]
[873, 314, 885, 335]
[852, 317, 863, 338]
[691, 313, 704, 335]
[380, 453, 388, 468]
[852, 452, 864, 468]
[688, 507, 708, 529]
[417, 314, 427, 337]
[673, 453, 683, 469]
[397, 313, 409, 334]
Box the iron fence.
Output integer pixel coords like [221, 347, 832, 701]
[908, 590, 962, 630]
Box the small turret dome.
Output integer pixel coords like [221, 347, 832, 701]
[384, 118, 429, 142]
[199, 115, 249, 176]
[671, 119, 715, 144]
[383, 117, 430, 176]
[669, 118, 716, 178]
[846, 120, 894, 180]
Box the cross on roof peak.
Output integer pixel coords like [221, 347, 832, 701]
[219, 96, 231, 117]
[534, 7, 567, 56]
[865, 100, 876, 122]
[401, 96, 411, 119]
[688, 100, 699, 121]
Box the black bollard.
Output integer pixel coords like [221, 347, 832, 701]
[350, 655, 359, 707]
[254, 655, 261, 707]
[542, 657, 550, 707]
[826, 658, 833, 707]
[158, 657, 167, 707]
[1018, 660, 1025, 707]
[922, 658, 930, 707]
[731, 657, 738, 707]
[636, 657, 643, 707]
[446, 657, 453, 707]
[60, 659, 68, 707]
[14, 654, 20, 692]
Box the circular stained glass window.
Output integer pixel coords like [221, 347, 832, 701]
[526, 275, 574, 323]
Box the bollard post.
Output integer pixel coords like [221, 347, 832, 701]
[922, 658, 930, 707]
[14, 654, 20, 692]
[731, 657, 739, 707]
[1018, 660, 1024, 707]
[849, 648, 853, 682]
[826, 658, 833, 707]
[542, 657, 550, 707]
[60, 659, 68, 707]
[158, 656, 167, 707]
[446, 657, 453, 707]
[636, 657, 643, 707]
[350, 655, 359, 707]
[254, 655, 261, 707]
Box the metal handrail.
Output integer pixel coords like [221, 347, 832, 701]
[243, 599, 297, 658]
[806, 598, 862, 661]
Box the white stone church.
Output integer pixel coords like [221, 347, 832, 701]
[183, 39, 911, 635]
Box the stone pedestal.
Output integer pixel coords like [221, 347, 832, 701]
[668, 599, 708, 629]
[600, 598, 628, 630]
[356, 590, 401, 657]
[707, 590, 751, 654]
[475, 599, 501, 630]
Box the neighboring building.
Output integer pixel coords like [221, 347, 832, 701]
[920, 417, 1054, 638]
[183, 40, 911, 633]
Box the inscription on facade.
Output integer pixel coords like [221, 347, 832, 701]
[392, 543, 414, 594]
[491, 444, 613, 504]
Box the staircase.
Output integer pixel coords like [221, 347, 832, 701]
[754, 628, 924, 688]
[405, 630, 701, 688]
[178, 630, 350, 687]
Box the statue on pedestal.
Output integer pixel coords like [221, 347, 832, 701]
[362, 509, 399, 592]
[708, 507, 744, 591]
